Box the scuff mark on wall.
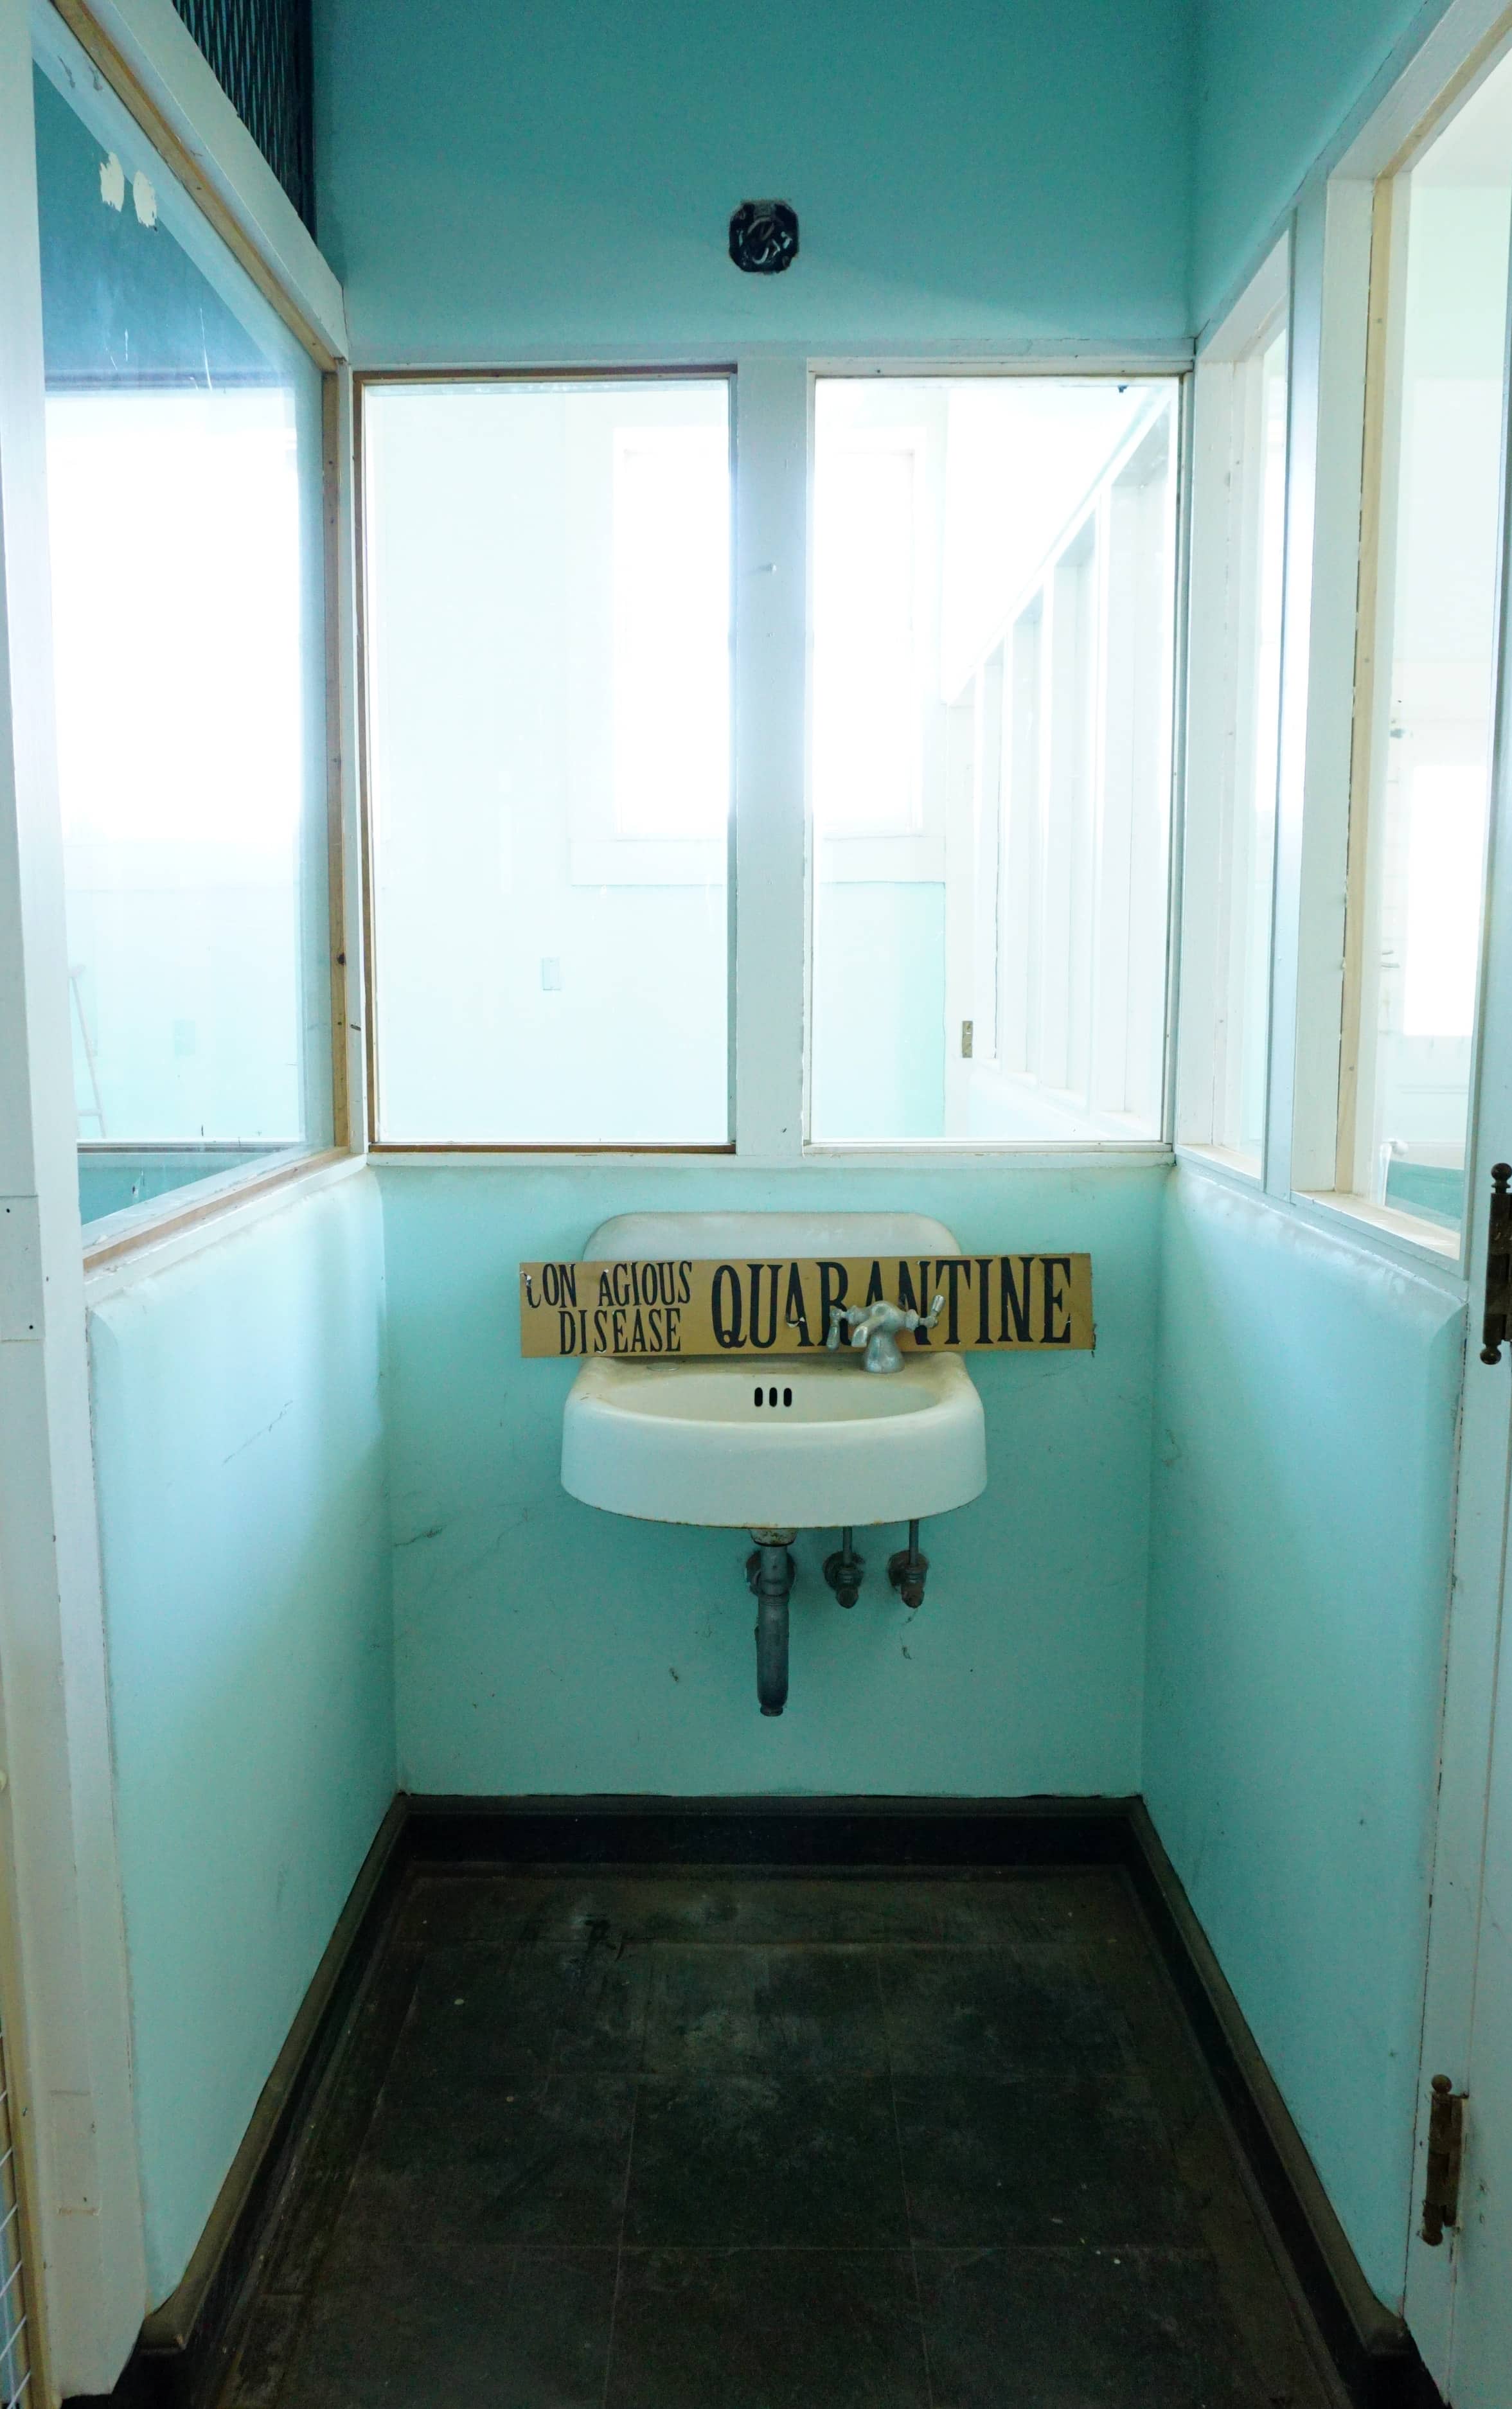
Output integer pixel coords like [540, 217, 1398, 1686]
[220, 1398, 294, 1467]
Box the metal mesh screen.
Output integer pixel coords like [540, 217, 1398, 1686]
[170, 0, 314, 231]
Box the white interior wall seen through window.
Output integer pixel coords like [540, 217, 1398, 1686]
[362, 376, 733, 1148]
[33, 17, 332, 1233]
[810, 376, 1180, 1146]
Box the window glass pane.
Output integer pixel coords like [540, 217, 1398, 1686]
[1348, 53, 1512, 1238]
[810, 377, 1179, 1144]
[363, 378, 731, 1146]
[33, 26, 330, 1234]
[613, 429, 729, 839]
[814, 444, 921, 835]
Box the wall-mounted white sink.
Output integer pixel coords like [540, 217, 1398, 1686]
[561, 1213, 987, 1531]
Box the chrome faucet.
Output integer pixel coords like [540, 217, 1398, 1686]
[827, 1292, 945, 1373]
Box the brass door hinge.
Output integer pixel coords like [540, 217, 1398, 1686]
[1421, 2074, 1466, 2246]
[1481, 1163, 1511, 1363]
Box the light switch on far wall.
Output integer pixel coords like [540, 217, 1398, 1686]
[540, 957, 563, 992]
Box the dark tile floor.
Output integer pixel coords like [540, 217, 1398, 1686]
[220, 1868, 1346, 2409]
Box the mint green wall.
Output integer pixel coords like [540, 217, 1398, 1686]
[312, 0, 1195, 360]
[1192, 0, 1450, 323]
[87, 1175, 395, 2303]
[379, 1165, 1160, 1796]
[1143, 1170, 1464, 2302]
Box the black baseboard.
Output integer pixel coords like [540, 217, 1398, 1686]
[406, 1788, 1135, 1869]
[67, 1791, 1443, 2409]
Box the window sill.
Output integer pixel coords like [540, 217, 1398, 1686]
[368, 1141, 1175, 1171]
[1293, 1188, 1461, 1265]
[369, 1141, 735, 1160]
[568, 837, 725, 886]
[815, 835, 944, 882]
[82, 1147, 365, 1285]
[1177, 1142, 1263, 1184]
[1173, 1160, 1468, 1289]
[803, 1139, 1173, 1167]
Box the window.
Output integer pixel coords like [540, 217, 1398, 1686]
[810, 377, 1180, 1144]
[1180, 242, 1290, 1173]
[1336, 49, 1512, 1243]
[361, 376, 731, 1147]
[34, 13, 332, 1236]
[360, 369, 1179, 1154]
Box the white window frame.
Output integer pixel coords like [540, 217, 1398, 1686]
[1177, 235, 1292, 1179]
[355, 363, 740, 1151]
[27, 0, 364, 1272]
[1280, 1, 1512, 1271]
[1165, 0, 1512, 1299]
[361, 354, 1191, 1169]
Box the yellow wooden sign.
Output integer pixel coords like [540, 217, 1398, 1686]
[519, 1253, 1093, 1358]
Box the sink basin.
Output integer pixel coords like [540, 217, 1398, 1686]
[564, 1350, 984, 1528]
[560, 1213, 987, 1530]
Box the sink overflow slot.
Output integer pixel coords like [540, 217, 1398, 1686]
[752, 1386, 795, 1409]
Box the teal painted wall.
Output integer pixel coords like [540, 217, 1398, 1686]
[379, 1164, 1160, 1796]
[312, 0, 1195, 361]
[1143, 1169, 1464, 2303]
[88, 1175, 395, 2302]
[1191, 0, 1450, 324]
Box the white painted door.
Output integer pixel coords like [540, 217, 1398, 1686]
[1404, 351, 1512, 2406]
[1452, 1642, 1512, 2403]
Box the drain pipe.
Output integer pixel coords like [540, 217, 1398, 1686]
[747, 1529, 796, 1714]
[887, 1520, 929, 1608]
[824, 1529, 865, 1608]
